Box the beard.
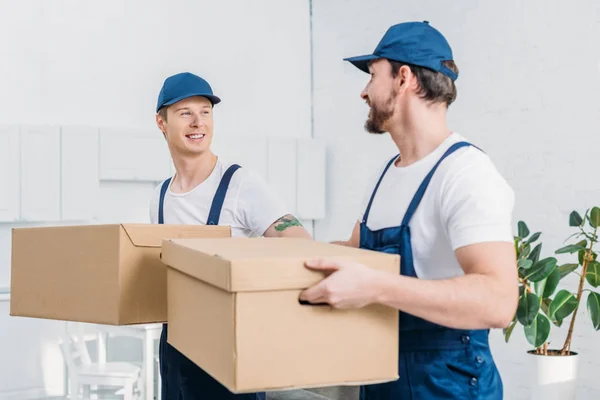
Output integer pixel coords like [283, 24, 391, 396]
[364, 88, 397, 134]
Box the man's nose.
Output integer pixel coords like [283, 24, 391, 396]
[190, 113, 201, 127]
[360, 86, 368, 101]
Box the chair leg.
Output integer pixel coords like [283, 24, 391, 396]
[157, 373, 162, 400]
[123, 381, 133, 400]
[70, 377, 80, 400]
[82, 384, 91, 400]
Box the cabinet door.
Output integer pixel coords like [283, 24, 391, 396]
[211, 134, 269, 180]
[21, 125, 61, 221]
[61, 126, 99, 221]
[267, 137, 297, 214]
[99, 128, 171, 181]
[296, 138, 326, 220]
[0, 126, 20, 222]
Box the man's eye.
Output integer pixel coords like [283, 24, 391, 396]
[182, 111, 191, 116]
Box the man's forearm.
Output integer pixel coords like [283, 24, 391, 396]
[373, 272, 517, 330]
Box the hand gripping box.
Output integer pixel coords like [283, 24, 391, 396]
[161, 237, 400, 393]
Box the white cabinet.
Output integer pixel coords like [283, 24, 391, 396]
[20, 126, 61, 221]
[61, 126, 99, 221]
[99, 128, 171, 182]
[296, 138, 326, 220]
[212, 134, 269, 181]
[267, 137, 297, 214]
[0, 126, 20, 222]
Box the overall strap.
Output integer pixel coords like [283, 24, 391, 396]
[362, 155, 398, 224]
[400, 141, 472, 226]
[206, 164, 241, 225]
[158, 177, 172, 225]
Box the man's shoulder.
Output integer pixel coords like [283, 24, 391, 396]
[217, 161, 267, 191]
[150, 177, 171, 201]
[436, 137, 514, 205]
[437, 135, 504, 178]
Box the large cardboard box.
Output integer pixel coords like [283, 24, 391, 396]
[161, 237, 400, 393]
[10, 224, 230, 325]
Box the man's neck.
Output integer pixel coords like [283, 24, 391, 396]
[171, 151, 218, 193]
[387, 104, 451, 167]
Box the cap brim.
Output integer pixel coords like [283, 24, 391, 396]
[343, 54, 380, 73]
[158, 93, 222, 112]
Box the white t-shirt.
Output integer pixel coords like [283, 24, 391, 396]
[149, 159, 290, 237]
[358, 133, 515, 280]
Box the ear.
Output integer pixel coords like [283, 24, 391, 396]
[396, 65, 413, 90]
[401, 65, 421, 94]
[156, 113, 167, 137]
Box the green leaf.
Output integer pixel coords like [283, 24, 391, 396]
[514, 237, 521, 257]
[578, 249, 597, 266]
[517, 291, 540, 326]
[570, 211, 583, 227]
[587, 292, 600, 331]
[521, 243, 532, 259]
[535, 268, 561, 298]
[525, 257, 558, 282]
[590, 207, 600, 228]
[541, 297, 551, 315]
[503, 319, 517, 342]
[541, 297, 563, 327]
[526, 232, 542, 245]
[518, 221, 530, 238]
[549, 290, 578, 322]
[518, 258, 533, 270]
[524, 313, 551, 348]
[556, 244, 586, 254]
[586, 261, 600, 288]
[559, 263, 579, 279]
[528, 243, 542, 264]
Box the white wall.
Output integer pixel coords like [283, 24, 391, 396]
[0, 0, 313, 397]
[3, 0, 600, 398]
[312, 0, 600, 398]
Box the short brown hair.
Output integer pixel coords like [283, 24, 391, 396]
[390, 60, 458, 107]
[157, 107, 168, 122]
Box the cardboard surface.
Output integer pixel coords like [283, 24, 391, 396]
[161, 237, 399, 292]
[10, 224, 230, 325]
[162, 237, 400, 393]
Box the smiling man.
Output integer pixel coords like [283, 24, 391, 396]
[150, 72, 311, 399]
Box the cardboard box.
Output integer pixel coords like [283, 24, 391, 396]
[10, 224, 230, 325]
[161, 237, 400, 393]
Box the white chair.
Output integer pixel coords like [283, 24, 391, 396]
[61, 322, 142, 400]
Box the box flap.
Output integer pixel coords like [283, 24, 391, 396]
[121, 224, 231, 248]
[161, 237, 400, 292]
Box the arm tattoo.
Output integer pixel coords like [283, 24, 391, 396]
[274, 214, 303, 232]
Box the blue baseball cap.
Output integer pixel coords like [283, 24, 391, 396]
[156, 72, 221, 113]
[344, 21, 458, 81]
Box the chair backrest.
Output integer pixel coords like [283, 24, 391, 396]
[61, 322, 92, 370]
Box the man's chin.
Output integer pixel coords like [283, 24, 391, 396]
[364, 120, 386, 134]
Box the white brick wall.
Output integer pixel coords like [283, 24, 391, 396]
[312, 0, 600, 398]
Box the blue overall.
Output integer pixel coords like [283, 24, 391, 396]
[359, 142, 503, 400]
[158, 164, 266, 400]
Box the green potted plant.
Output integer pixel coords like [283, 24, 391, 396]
[506, 207, 600, 400]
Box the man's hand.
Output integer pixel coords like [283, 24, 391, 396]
[299, 258, 386, 309]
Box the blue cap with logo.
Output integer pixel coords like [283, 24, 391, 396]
[344, 21, 458, 81]
[156, 72, 221, 113]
